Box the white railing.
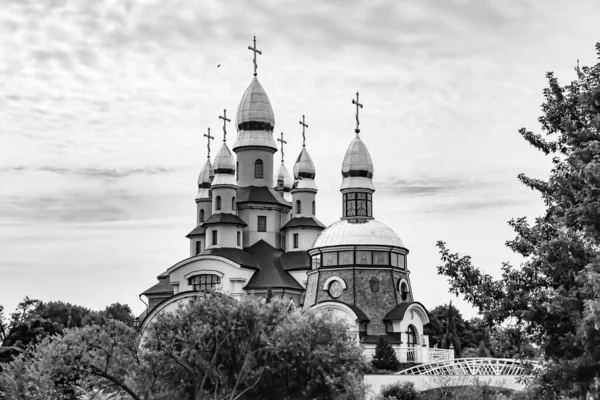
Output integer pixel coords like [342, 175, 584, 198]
[396, 358, 542, 376]
[363, 346, 454, 364]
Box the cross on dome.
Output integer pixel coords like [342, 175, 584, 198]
[247, 36, 262, 76]
[203, 128, 214, 158]
[299, 115, 308, 147]
[277, 132, 287, 163]
[218, 109, 231, 142]
[352, 92, 363, 134]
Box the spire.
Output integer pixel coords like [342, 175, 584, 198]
[352, 92, 363, 134]
[248, 35, 262, 77]
[196, 158, 214, 199]
[299, 115, 308, 147]
[341, 92, 374, 192]
[219, 109, 231, 142]
[277, 132, 287, 163]
[203, 128, 214, 159]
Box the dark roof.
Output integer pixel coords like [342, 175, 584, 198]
[280, 251, 310, 271]
[237, 186, 291, 208]
[141, 278, 174, 296]
[315, 300, 369, 322]
[243, 240, 304, 291]
[202, 213, 247, 227]
[201, 247, 259, 270]
[360, 334, 401, 344]
[186, 226, 205, 238]
[383, 302, 429, 321]
[281, 216, 326, 231]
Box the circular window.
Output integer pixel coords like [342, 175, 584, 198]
[328, 280, 344, 298]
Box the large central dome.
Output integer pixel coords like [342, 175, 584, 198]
[313, 219, 404, 248]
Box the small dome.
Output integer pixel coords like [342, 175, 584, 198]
[196, 159, 213, 199]
[236, 77, 274, 132]
[341, 133, 374, 191]
[275, 163, 293, 192]
[293, 147, 316, 180]
[213, 143, 235, 173]
[313, 219, 404, 248]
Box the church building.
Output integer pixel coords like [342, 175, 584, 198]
[139, 37, 435, 361]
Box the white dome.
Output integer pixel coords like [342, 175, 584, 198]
[313, 219, 404, 248]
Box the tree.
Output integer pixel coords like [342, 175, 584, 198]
[436, 43, 600, 398]
[371, 337, 401, 371]
[441, 302, 461, 358]
[0, 294, 368, 400]
[101, 303, 134, 326]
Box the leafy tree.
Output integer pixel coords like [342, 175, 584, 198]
[0, 294, 367, 400]
[371, 337, 401, 371]
[378, 381, 419, 400]
[101, 302, 134, 326]
[0, 304, 6, 343]
[436, 43, 600, 398]
[424, 303, 488, 352]
[461, 341, 491, 358]
[441, 302, 461, 358]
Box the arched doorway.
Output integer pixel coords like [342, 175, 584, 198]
[407, 325, 418, 361]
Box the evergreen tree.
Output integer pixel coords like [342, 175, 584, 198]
[371, 337, 401, 371]
[441, 301, 461, 358]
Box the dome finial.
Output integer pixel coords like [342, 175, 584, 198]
[203, 128, 215, 159]
[247, 35, 262, 77]
[352, 92, 363, 134]
[277, 131, 287, 163]
[299, 115, 309, 147]
[218, 109, 231, 142]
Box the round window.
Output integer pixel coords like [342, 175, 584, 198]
[329, 280, 344, 298]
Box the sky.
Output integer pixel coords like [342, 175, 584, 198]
[1, 0, 599, 319]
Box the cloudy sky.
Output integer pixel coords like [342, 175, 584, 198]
[1, 0, 599, 318]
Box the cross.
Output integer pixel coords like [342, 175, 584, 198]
[352, 92, 363, 134]
[277, 132, 287, 163]
[299, 115, 308, 147]
[203, 128, 214, 159]
[247, 35, 262, 76]
[218, 109, 231, 142]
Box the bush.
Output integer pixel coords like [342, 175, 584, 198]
[372, 337, 401, 371]
[379, 381, 420, 400]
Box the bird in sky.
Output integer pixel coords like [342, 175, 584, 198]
[217, 64, 221, 68]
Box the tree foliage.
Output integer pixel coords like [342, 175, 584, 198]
[371, 338, 401, 371]
[0, 294, 367, 400]
[440, 302, 461, 358]
[436, 43, 600, 398]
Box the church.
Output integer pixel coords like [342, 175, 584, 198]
[139, 37, 438, 362]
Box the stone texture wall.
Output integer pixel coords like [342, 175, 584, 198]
[315, 268, 355, 304]
[355, 268, 398, 335]
[391, 270, 412, 303]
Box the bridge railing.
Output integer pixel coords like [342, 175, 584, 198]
[396, 358, 542, 376]
[363, 346, 454, 364]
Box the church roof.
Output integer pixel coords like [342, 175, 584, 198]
[341, 133, 375, 191]
[280, 250, 310, 271]
[315, 300, 370, 322]
[196, 159, 213, 199]
[201, 247, 259, 270]
[237, 186, 291, 207]
[233, 77, 277, 151]
[280, 216, 326, 231]
[383, 302, 429, 321]
[293, 147, 316, 180]
[313, 219, 404, 248]
[274, 163, 293, 192]
[186, 226, 205, 238]
[243, 240, 304, 291]
[360, 335, 401, 345]
[201, 213, 247, 227]
[141, 278, 174, 296]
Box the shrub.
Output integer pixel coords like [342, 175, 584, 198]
[372, 337, 401, 371]
[379, 381, 420, 400]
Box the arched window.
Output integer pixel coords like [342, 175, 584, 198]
[400, 281, 409, 301]
[237, 231, 241, 246]
[293, 233, 299, 248]
[296, 200, 301, 214]
[232, 197, 236, 211]
[255, 159, 263, 179]
[407, 325, 418, 347]
[216, 196, 221, 211]
[189, 274, 221, 292]
[212, 230, 218, 245]
[199, 209, 205, 223]
[236, 161, 239, 181]
[312, 200, 315, 215]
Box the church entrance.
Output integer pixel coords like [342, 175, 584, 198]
[407, 325, 418, 362]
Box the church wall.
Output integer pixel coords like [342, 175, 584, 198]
[168, 258, 253, 297]
[355, 268, 399, 336]
[206, 225, 243, 249]
[212, 187, 237, 214]
[284, 227, 320, 251]
[314, 268, 355, 306]
[291, 191, 316, 218]
[391, 270, 412, 303]
[236, 148, 274, 188]
[239, 207, 282, 248]
[288, 270, 308, 288]
[196, 199, 212, 225]
[303, 271, 319, 308]
[189, 236, 205, 256]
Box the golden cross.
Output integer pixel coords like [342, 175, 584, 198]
[247, 36, 262, 76]
[277, 132, 287, 163]
[352, 92, 363, 134]
[299, 115, 308, 147]
[203, 128, 214, 159]
[218, 109, 231, 142]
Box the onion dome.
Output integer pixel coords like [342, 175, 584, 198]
[292, 147, 317, 192]
[275, 163, 293, 192]
[233, 77, 277, 151]
[313, 219, 404, 248]
[212, 143, 236, 187]
[341, 133, 374, 191]
[196, 159, 214, 199]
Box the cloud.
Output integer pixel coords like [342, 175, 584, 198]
[0, 166, 176, 178]
[376, 177, 486, 196]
